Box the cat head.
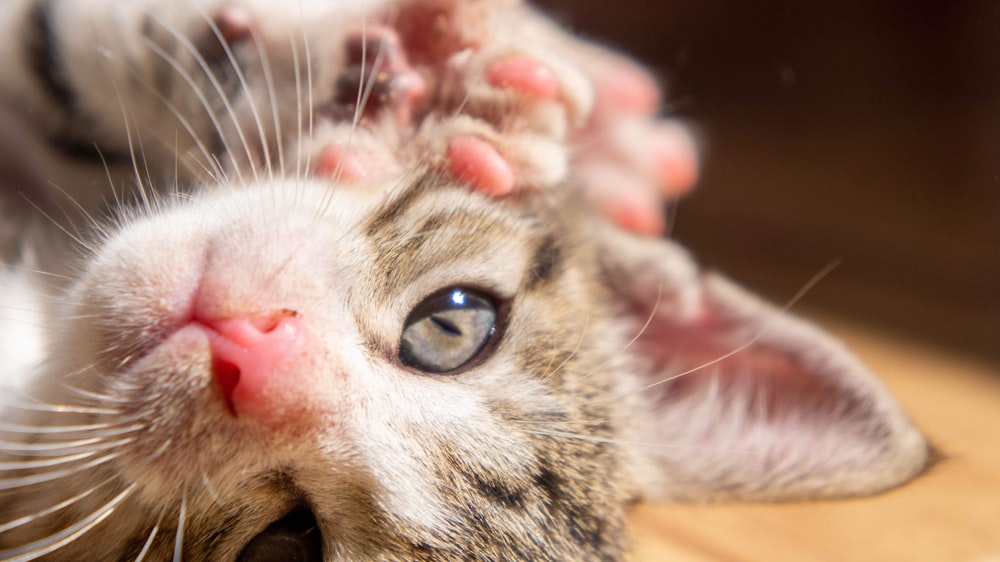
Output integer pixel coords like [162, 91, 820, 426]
[1, 165, 927, 560]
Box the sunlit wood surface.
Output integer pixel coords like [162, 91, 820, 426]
[629, 319, 1000, 561]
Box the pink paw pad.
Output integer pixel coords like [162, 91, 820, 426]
[316, 145, 369, 182]
[447, 136, 515, 197]
[650, 125, 699, 196]
[595, 64, 661, 116]
[607, 194, 666, 236]
[486, 55, 560, 100]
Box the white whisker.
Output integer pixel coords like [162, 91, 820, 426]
[0, 477, 116, 534]
[173, 494, 187, 562]
[200, 470, 223, 508]
[0, 422, 110, 435]
[588, 260, 843, 405]
[144, 12, 262, 184]
[0, 453, 120, 490]
[134, 523, 160, 562]
[137, 35, 246, 184]
[0, 483, 136, 562]
[0, 401, 119, 416]
[0, 437, 133, 457]
[249, 19, 283, 178]
[191, 2, 277, 177]
[0, 451, 99, 471]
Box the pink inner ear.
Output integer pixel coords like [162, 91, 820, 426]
[635, 319, 836, 419]
[630, 297, 871, 444]
[597, 233, 926, 500]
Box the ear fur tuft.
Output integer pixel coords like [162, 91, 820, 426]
[593, 225, 929, 502]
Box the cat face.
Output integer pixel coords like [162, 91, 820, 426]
[0, 166, 929, 560]
[3, 173, 649, 560]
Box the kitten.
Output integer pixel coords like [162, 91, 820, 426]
[0, 0, 928, 560]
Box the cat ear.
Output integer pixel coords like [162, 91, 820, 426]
[593, 225, 929, 502]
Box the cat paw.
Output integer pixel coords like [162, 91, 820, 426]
[562, 48, 700, 235]
[302, 1, 700, 236]
[403, 4, 700, 234]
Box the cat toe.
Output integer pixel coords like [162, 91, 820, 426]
[446, 135, 515, 197]
[316, 144, 370, 183]
[485, 55, 561, 101]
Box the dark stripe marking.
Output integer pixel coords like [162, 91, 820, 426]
[26, 0, 76, 110]
[364, 176, 431, 239]
[525, 233, 563, 290]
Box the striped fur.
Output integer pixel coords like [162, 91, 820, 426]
[0, 1, 927, 560]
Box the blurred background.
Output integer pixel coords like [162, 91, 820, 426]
[536, 0, 1000, 364]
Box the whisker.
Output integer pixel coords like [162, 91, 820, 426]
[190, 2, 277, 177]
[300, 1, 315, 179]
[575, 280, 664, 383]
[541, 311, 591, 381]
[201, 470, 223, 508]
[0, 451, 100, 471]
[248, 16, 283, 178]
[15, 195, 88, 252]
[173, 494, 187, 562]
[144, 10, 262, 183]
[0, 400, 120, 416]
[0, 453, 120, 490]
[0, 476, 116, 534]
[587, 260, 844, 405]
[145, 438, 174, 464]
[0, 422, 118, 436]
[136, 35, 245, 184]
[134, 522, 160, 562]
[61, 384, 131, 405]
[0, 483, 137, 562]
[0, 437, 134, 458]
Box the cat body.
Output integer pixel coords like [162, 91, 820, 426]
[0, 1, 928, 560]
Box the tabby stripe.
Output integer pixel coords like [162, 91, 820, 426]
[25, 0, 76, 111]
[524, 233, 563, 290]
[24, 0, 125, 163]
[364, 171, 448, 239]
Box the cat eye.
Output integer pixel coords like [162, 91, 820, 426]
[237, 506, 323, 562]
[399, 287, 499, 373]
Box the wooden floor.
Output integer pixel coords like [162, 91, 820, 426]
[628, 318, 1000, 561]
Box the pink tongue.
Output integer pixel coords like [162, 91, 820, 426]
[201, 314, 303, 416]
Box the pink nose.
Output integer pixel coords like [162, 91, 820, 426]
[199, 312, 303, 416]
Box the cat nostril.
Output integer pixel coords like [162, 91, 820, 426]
[198, 312, 304, 417]
[213, 358, 241, 413]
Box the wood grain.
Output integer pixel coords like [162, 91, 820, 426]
[629, 318, 1000, 561]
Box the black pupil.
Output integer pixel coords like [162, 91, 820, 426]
[399, 287, 499, 373]
[237, 507, 323, 562]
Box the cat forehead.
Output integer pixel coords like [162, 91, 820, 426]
[178, 174, 561, 287]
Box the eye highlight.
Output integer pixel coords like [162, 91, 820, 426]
[399, 287, 499, 373]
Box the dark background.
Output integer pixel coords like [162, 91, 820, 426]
[536, 0, 1000, 363]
